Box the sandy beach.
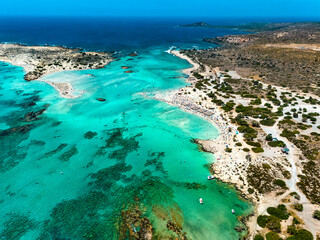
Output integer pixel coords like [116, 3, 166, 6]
[0, 43, 112, 98]
[40, 80, 83, 99]
[150, 50, 320, 239]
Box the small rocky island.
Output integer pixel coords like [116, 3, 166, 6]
[0, 44, 113, 98]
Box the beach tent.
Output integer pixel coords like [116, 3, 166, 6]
[281, 147, 289, 154]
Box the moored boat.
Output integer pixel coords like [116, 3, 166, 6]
[207, 175, 215, 180]
[199, 198, 203, 204]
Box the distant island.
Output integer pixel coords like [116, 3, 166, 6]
[180, 21, 213, 28]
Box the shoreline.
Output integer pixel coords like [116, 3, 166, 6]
[171, 50, 200, 77]
[154, 50, 320, 239]
[148, 50, 256, 237]
[0, 43, 113, 98]
[39, 79, 83, 99]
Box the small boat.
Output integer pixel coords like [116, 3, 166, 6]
[231, 209, 235, 214]
[207, 175, 215, 180]
[199, 198, 203, 204]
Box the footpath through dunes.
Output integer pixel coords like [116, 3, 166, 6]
[156, 47, 320, 239]
[0, 43, 113, 98]
[0, 46, 253, 240]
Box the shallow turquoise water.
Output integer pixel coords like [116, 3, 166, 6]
[0, 46, 252, 239]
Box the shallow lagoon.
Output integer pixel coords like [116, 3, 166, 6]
[0, 45, 252, 239]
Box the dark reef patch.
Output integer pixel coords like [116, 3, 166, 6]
[84, 131, 97, 139]
[0, 125, 33, 172]
[51, 121, 62, 127]
[95, 127, 141, 161]
[58, 145, 78, 161]
[0, 88, 49, 172]
[44, 143, 68, 158]
[183, 182, 207, 190]
[24, 109, 46, 122]
[39, 159, 188, 239]
[29, 140, 46, 146]
[0, 213, 36, 240]
[144, 151, 167, 175]
[38, 191, 111, 240]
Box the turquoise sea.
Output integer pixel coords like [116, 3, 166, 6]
[0, 18, 252, 239]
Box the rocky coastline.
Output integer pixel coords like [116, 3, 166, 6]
[0, 43, 113, 98]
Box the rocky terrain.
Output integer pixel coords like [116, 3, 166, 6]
[183, 22, 320, 96]
[0, 44, 113, 98]
[0, 44, 113, 81]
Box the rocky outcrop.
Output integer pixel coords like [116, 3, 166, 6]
[0, 44, 113, 81]
[0, 125, 33, 136]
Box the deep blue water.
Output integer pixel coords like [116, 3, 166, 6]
[0, 17, 250, 51]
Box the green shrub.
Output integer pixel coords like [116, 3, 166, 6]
[235, 142, 242, 146]
[254, 235, 264, 240]
[268, 141, 286, 147]
[262, 163, 271, 169]
[266, 135, 273, 141]
[252, 147, 264, 153]
[248, 188, 254, 194]
[243, 148, 250, 152]
[225, 147, 232, 153]
[273, 179, 287, 188]
[266, 216, 281, 232]
[293, 204, 303, 212]
[280, 129, 296, 138]
[287, 229, 313, 240]
[251, 98, 262, 105]
[265, 232, 281, 240]
[193, 72, 203, 79]
[313, 210, 320, 220]
[287, 224, 297, 235]
[238, 125, 258, 141]
[267, 205, 289, 220]
[222, 101, 236, 112]
[257, 215, 268, 228]
[265, 103, 272, 108]
[260, 119, 276, 126]
[247, 141, 261, 147]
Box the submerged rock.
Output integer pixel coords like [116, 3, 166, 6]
[0, 214, 36, 240]
[58, 145, 78, 161]
[44, 143, 68, 158]
[120, 205, 153, 240]
[0, 124, 33, 136]
[121, 66, 131, 69]
[24, 109, 46, 122]
[51, 121, 62, 127]
[84, 131, 98, 139]
[234, 225, 245, 232]
[183, 182, 207, 190]
[128, 52, 138, 57]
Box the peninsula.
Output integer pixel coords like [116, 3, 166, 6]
[0, 44, 113, 98]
